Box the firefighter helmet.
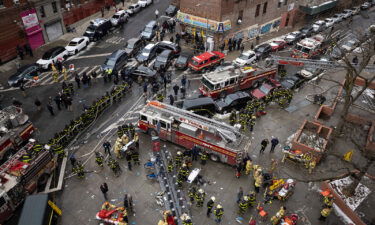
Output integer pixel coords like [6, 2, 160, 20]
[177, 151, 182, 155]
[29, 138, 36, 143]
[44, 144, 51, 150]
[217, 204, 222, 209]
[198, 189, 204, 194]
[244, 196, 249, 201]
[211, 196, 216, 201]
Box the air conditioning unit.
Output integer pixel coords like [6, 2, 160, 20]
[13, 0, 20, 5]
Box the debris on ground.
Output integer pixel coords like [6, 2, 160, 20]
[298, 131, 325, 152]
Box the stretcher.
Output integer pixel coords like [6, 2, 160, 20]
[187, 168, 200, 183]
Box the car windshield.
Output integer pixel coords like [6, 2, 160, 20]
[345, 41, 356, 47]
[223, 95, 234, 104]
[177, 56, 188, 63]
[129, 6, 134, 9]
[112, 15, 120, 19]
[143, 48, 152, 54]
[239, 53, 249, 60]
[301, 47, 310, 54]
[305, 67, 317, 73]
[68, 41, 78, 46]
[191, 59, 199, 66]
[259, 85, 271, 95]
[201, 77, 215, 90]
[158, 56, 168, 63]
[86, 25, 96, 32]
[144, 27, 153, 33]
[42, 51, 53, 60]
[104, 59, 116, 66]
[257, 47, 266, 52]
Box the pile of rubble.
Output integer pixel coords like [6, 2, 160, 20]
[298, 130, 325, 152]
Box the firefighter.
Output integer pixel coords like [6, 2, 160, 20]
[188, 186, 197, 203]
[229, 109, 237, 126]
[177, 173, 184, 188]
[249, 115, 256, 132]
[21, 153, 32, 163]
[108, 157, 121, 176]
[95, 151, 104, 167]
[245, 159, 253, 175]
[195, 188, 206, 207]
[200, 151, 208, 165]
[248, 191, 256, 207]
[238, 195, 249, 215]
[52, 144, 65, 157]
[133, 132, 139, 148]
[181, 213, 193, 225]
[271, 206, 286, 225]
[254, 172, 263, 193]
[75, 161, 85, 179]
[117, 126, 124, 137]
[214, 204, 224, 223]
[156, 93, 164, 102]
[178, 164, 189, 181]
[319, 206, 332, 221]
[175, 151, 183, 168]
[308, 157, 317, 174]
[206, 196, 215, 217]
[132, 150, 140, 165]
[167, 159, 174, 173]
[32, 140, 43, 155]
[324, 194, 334, 207]
[303, 152, 312, 169]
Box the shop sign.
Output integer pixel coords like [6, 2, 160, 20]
[177, 11, 231, 33]
[20, 9, 39, 29]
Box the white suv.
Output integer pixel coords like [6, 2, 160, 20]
[37, 46, 68, 70]
[233, 50, 256, 66]
[65, 37, 89, 55]
[138, 0, 152, 8]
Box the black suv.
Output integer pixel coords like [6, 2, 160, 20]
[254, 43, 272, 60]
[182, 97, 216, 117]
[154, 50, 173, 70]
[84, 18, 112, 41]
[156, 41, 181, 56]
[101, 50, 129, 72]
[214, 91, 251, 114]
[124, 38, 144, 57]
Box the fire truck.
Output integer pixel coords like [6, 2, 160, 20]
[291, 34, 325, 59]
[188, 51, 225, 72]
[199, 66, 277, 99]
[0, 141, 57, 223]
[0, 106, 34, 162]
[138, 101, 251, 165]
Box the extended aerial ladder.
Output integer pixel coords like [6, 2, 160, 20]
[146, 101, 243, 144]
[269, 55, 375, 72]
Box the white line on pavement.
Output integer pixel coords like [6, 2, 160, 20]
[73, 53, 112, 60]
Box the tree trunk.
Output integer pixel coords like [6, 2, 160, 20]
[344, 160, 373, 196]
[336, 75, 354, 134]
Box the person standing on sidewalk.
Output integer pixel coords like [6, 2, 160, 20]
[103, 141, 112, 155]
[155, 9, 159, 19]
[270, 137, 279, 152]
[259, 139, 269, 154]
[100, 183, 109, 200]
[46, 97, 55, 116]
[34, 98, 42, 111]
[54, 94, 62, 110]
[16, 45, 24, 60]
[75, 72, 81, 88]
[19, 80, 26, 97]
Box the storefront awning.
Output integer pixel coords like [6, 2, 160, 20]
[299, 0, 338, 15]
[176, 11, 231, 33]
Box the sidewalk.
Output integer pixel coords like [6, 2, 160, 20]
[0, 1, 130, 86]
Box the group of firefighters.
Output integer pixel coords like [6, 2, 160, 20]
[230, 88, 294, 132]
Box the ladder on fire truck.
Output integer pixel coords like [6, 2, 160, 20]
[270, 55, 375, 72]
[0, 142, 33, 175]
[147, 101, 242, 143]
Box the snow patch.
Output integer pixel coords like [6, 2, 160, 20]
[285, 132, 297, 146]
[333, 204, 355, 225]
[329, 176, 371, 211]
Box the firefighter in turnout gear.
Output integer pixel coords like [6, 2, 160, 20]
[117, 126, 124, 137]
[249, 115, 256, 132]
[214, 204, 224, 223]
[95, 151, 104, 167]
[132, 150, 140, 165]
[248, 191, 256, 207]
[206, 196, 215, 217]
[200, 151, 208, 165]
[167, 159, 174, 173]
[229, 110, 237, 126]
[324, 194, 334, 207]
[31, 139, 43, 155]
[74, 161, 85, 179]
[319, 206, 332, 221]
[195, 188, 206, 207]
[271, 206, 286, 225]
[175, 151, 183, 168]
[179, 164, 189, 181]
[21, 153, 32, 163]
[181, 213, 193, 225]
[188, 186, 197, 203]
[238, 195, 249, 215]
[108, 157, 121, 176]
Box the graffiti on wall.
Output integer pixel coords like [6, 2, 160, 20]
[177, 11, 231, 33]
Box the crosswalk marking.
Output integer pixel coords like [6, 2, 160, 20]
[105, 36, 125, 44]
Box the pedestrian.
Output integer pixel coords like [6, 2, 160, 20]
[352, 56, 358, 65]
[240, 43, 245, 53]
[237, 38, 242, 50]
[101, 7, 104, 17]
[192, 145, 199, 161]
[251, 43, 254, 50]
[236, 187, 243, 203]
[66, 95, 73, 111]
[69, 154, 77, 167]
[123, 194, 129, 209]
[103, 141, 112, 155]
[214, 205, 224, 223]
[270, 137, 279, 152]
[170, 36, 174, 43]
[34, 98, 42, 111]
[128, 160, 132, 171]
[91, 71, 97, 83]
[56, 60, 63, 73]
[16, 45, 24, 60]
[24, 44, 33, 57]
[180, 86, 186, 99]
[235, 163, 242, 178]
[260, 139, 269, 154]
[255, 36, 260, 45]
[54, 95, 62, 110]
[155, 9, 159, 19]
[173, 84, 179, 97]
[206, 196, 215, 217]
[46, 97, 55, 116]
[181, 74, 186, 87]
[19, 81, 26, 97]
[169, 94, 174, 105]
[75, 73, 81, 88]
[100, 183, 109, 200]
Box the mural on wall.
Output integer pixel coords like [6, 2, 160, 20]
[248, 24, 259, 39]
[260, 17, 282, 35]
[177, 11, 231, 33]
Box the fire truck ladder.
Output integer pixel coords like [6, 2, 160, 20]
[148, 101, 242, 143]
[270, 55, 375, 72]
[0, 142, 33, 175]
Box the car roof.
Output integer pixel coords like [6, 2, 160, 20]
[159, 49, 172, 56]
[242, 50, 255, 55]
[108, 49, 126, 59]
[115, 10, 126, 15]
[146, 20, 157, 27]
[128, 37, 140, 43]
[159, 41, 176, 46]
[145, 43, 155, 49]
[71, 37, 84, 42]
[227, 91, 250, 99]
[46, 46, 64, 53]
[183, 97, 215, 108]
[193, 52, 216, 62]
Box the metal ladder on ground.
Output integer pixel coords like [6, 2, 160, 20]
[0, 142, 33, 174]
[270, 55, 375, 72]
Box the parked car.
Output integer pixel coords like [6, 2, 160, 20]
[332, 14, 343, 23]
[138, 0, 152, 8]
[330, 46, 344, 59]
[124, 38, 144, 57]
[251, 79, 281, 100]
[269, 40, 287, 51]
[8, 64, 39, 87]
[84, 18, 112, 41]
[361, 2, 371, 10]
[189, 51, 225, 72]
[126, 4, 141, 15]
[324, 18, 335, 27]
[165, 5, 178, 17]
[341, 9, 353, 18]
[136, 43, 158, 64]
[299, 66, 324, 79]
[65, 36, 89, 55]
[182, 97, 216, 117]
[254, 44, 272, 59]
[341, 39, 359, 52]
[132, 65, 157, 80]
[281, 74, 305, 90]
[156, 41, 181, 56]
[285, 31, 303, 44]
[110, 10, 128, 27]
[36, 46, 68, 70]
[351, 7, 360, 14]
[141, 20, 158, 41]
[233, 50, 256, 66]
[312, 20, 325, 32]
[214, 91, 251, 114]
[299, 26, 314, 38]
[154, 50, 173, 70]
[175, 53, 191, 70]
[101, 50, 129, 72]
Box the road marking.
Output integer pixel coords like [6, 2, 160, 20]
[40, 74, 54, 85]
[73, 53, 112, 60]
[78, 67, 89, 75]
[86, 65, 100, 75]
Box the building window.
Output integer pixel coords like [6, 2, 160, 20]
[255, 4, 260, 17]
[278, 1, 281, 8]
[52, 2, 57, 13]
[238, 10, 243, 20]
[0, 0, 4, 8]
[284, 0, 288, 5]
[40, 6, 46, 17]
[263, 2, 268, 14]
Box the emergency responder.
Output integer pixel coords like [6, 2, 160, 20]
[108, 157, 121, 176]
[249, 115, 256, 132]
[178, 164, 189, 181]
[75, 161, 85, 179]
[245, 159, 253, 175]
[156, 93, 164, 102]
[206, 196, 215, 217]
[271, 206, 286, 225]
[132, 150, 140, 165]
[254, 171, 263, 193]
[31, 139, 43, 155]
[188, 186, 197, 203]
[200, 151, 208, 165]
[324, 194, 334, 207]
[167, 159, 174, 173]
[21, 152, 32, 163]
[175, 151, 183, 168]
[229, 110, 237, 126]
[117, 126, 124, 137]
[303, 152, 312, 169]
[181, 213, 193, 225]
[195, 188, 206, 207]
[177, 173, 184, 188]
[308, 157, 317, 174]
[248, 191, 256, 207]
[133, 132, 139, 148]
[95, 151, 104, 167]
[52, 144, 65, 157]
[214, 204, 224, 223]
[238, 195, 249, 215]
[319, 206, 332, 221]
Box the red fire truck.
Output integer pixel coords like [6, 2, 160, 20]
[291, 34, 325, 59]
[138, 101, 251, 165]
[188, 51, 225, 72]
[199, 66, 277, 99]
[0, 106, 34, 162]
[0, 141, 57, 223]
